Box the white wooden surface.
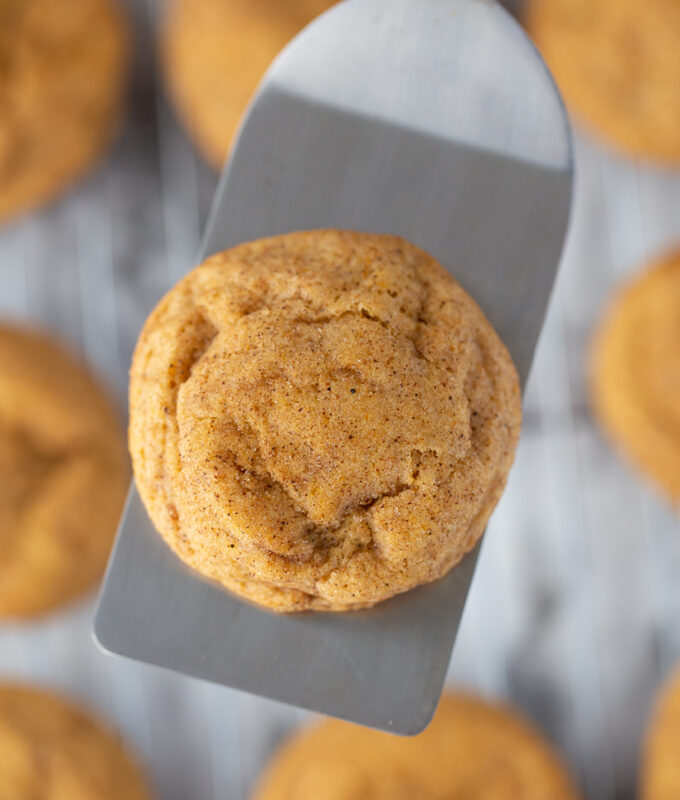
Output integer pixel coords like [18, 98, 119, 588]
[0, 2, 679, 798]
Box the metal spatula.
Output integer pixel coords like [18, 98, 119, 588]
[94, 0, 572, 734]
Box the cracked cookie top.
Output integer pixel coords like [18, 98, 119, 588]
[0, 324, 128, 617]
[0, 0, 129, 221]
[130, 230, 521, 611]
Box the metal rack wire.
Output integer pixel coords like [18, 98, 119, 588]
[0, 1, 678, 798]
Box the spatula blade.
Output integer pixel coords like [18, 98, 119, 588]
[95, 0, 572, 734]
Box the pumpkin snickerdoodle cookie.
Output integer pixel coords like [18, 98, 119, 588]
[130, 230, 521, 612]
[642, 667, 680, 800]
[0, 0, 129, 221]
[525, 0, 680, 163]
[590, 251, 680, 502]
[251, 693, 581, 800]
[0, 324, 128, 618]
[160, 0, 336, 168]
[0, 684, 152, 800]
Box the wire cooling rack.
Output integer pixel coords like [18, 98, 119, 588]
[0, 2, 679, 798]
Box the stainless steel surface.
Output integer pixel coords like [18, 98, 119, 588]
[94, 0, 572, 733]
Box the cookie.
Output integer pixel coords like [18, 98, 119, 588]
[589, 251, 680, 501]
[642, 667, 680, 800]
[0, 684, 152, 800]
[251, 693, 581, 800]
[160, 0, 336, 168]
[130, 230, 521, 612]
[0, 0, 129, 221]
[0, 324, 129, 618]
[525, 0, 680, 163]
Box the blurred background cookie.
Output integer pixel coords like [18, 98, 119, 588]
[589, 251, 680, 502]
[642, 667, 680, 800]
[160, 0, 336, 168]
[0, 683, 152, 799]
[252, 692, 581, 800]
[0, 324, 128, 618]
[525, 0, 680, 163]
[0, 0, 129, 221]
